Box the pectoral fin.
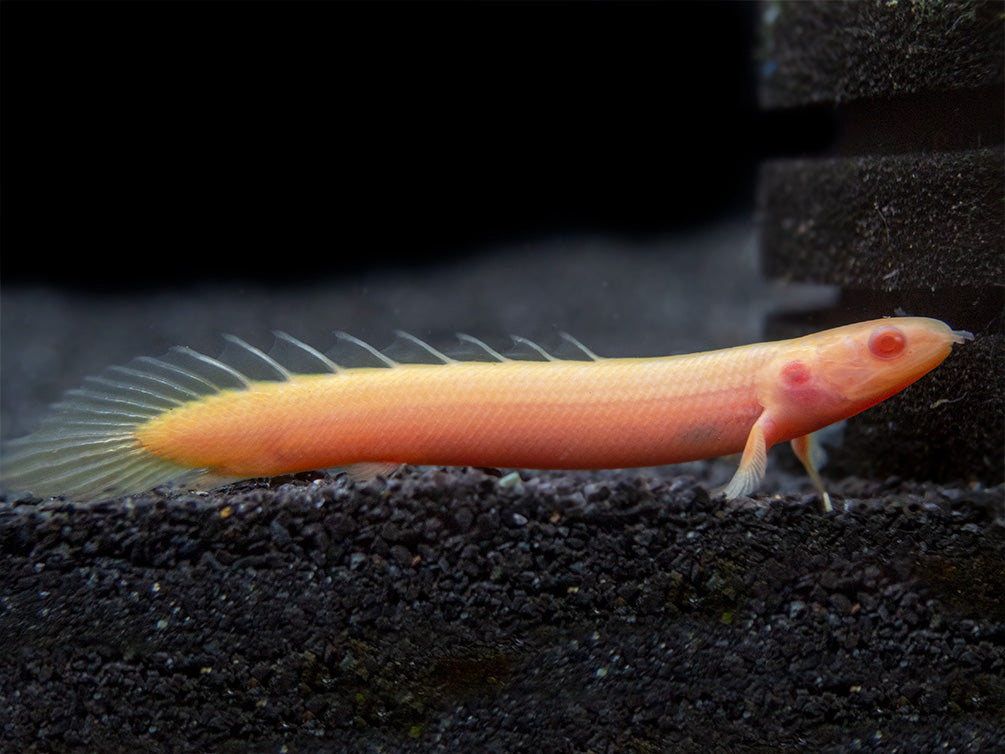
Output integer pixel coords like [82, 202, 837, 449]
[790, 432, 833, 512]
[721, 416, 769, 500]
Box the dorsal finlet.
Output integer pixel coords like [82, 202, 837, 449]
[272, 331, 340, 373]
[456, 333, 511, 362]
[559, 332, 602, 361]
[170, 346, 252, 389]
[222, 334, 292, 381]
[510, 335, 558, 362]
[335, 331, 399, 368]
[393, 330, 456, 364]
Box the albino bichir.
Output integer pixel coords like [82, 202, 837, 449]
[0, 317, 972, 511]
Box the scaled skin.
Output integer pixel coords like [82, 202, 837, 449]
[2, 317, 973, 504]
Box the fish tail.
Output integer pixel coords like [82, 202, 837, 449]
[1, 418, 198, 502]
[0, 344, 254, 501]
[0, 331, 375, 501]
[0, 405, 204, 503]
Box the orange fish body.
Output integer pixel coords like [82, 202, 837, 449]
[1, 318, 972, 508]
[139, 359, 762, 476]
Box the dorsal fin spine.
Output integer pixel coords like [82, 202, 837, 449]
[222, 334, 292, 381]
[393, 331, 456, 364]
[559, 332, 603, 361]
[272, 331, 340, 373]
[170, 346, 252, 389]
[509, 335, 558, 362]
[456, 333, 510, 362]
[335, 331, 399, 368]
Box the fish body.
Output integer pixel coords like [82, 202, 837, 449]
[137, 357, 762, 476]
[0, 317, 972, 507]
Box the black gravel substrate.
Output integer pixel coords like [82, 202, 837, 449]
[2, 467, 1003, 753]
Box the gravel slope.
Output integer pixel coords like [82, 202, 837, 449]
[2, 468, 1003, 752]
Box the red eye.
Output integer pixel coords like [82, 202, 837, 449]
[868, 326, 906, 359]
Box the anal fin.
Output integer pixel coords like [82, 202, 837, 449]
[342, 462, 402, 482]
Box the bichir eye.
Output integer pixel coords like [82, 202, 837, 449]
[868, 326, 906, 359]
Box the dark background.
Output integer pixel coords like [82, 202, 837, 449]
[3, 9, 1001, 750]
[1, 1, 832, 289]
